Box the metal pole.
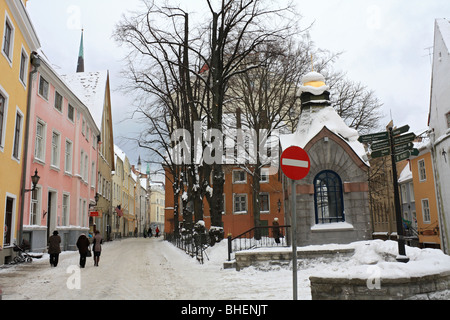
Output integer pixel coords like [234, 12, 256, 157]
[388, 127, 409, 263]
[291, 179, 298, 300]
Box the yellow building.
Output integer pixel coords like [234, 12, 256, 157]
[1, 0, 40, 263]
[149, 181, 165, 233]
[410, 141, 440, 248]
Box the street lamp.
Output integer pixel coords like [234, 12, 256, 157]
[25, 169, 40, 193]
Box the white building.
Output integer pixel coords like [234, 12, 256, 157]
[429, 19, 450, 254]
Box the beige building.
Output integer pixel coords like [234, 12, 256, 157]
[149, 181, 165, 233]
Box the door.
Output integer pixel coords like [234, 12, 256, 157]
[4, 197, 14, 246]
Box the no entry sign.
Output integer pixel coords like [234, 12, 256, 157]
[281, 146, 311, 181]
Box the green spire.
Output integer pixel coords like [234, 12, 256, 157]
[76, 29, 84, 73]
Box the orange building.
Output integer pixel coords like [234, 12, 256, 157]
[164, 165, 285, 238]
[410, 141, 440, 248]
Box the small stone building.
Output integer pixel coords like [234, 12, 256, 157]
[280, 72, 372, 246]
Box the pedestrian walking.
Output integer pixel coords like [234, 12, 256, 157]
[93, 230, 103, 267]
[76, 234, 90, 268]
[272, 218, 281, 244]
[48, 230, 61, 267]
[148, 227, 152, 238]
[155, 226, 160, 237]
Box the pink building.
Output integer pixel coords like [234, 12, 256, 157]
[22, 52, 100, 252]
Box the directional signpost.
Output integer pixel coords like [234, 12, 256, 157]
[358, 124, 417, 263]
[280, 146, 311, 300]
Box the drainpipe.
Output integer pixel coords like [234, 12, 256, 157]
[18, 52, 41, 246]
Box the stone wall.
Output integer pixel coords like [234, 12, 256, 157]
[234, 247, 355, 271]
[310, 271, 450, 300]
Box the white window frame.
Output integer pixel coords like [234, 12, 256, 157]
[418, 159, 426, 182]
[62, 193, 70, 227]
[260, 168, 269, 183]
[64, 139, 73, 174]
[29, 185, 42, 225]
[54, 91, 63, 113]
[19, 46, 29, 88]
[51, 130, 61, 169]
[12, 107, 24, 162]
[233, 193, 248, 214]
[422, 199, 431, 223]
[2, 11, 15, 65]
[232, 169, 247, 184]
[38, 75, 49, 101]
[0, 85, 8, 151]
[259, 192, 270, 213]
[34, 118, 46, 162]
[67, 103, 74, 123]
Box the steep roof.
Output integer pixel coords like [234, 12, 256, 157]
[61, 71, 109, 129]
[436, 18, 450, 53]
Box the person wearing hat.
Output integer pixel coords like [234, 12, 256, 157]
[48, 230, 61, 267]
[272, 218, 281, 244]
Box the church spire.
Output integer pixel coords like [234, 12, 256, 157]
[76, 29, 85, 73]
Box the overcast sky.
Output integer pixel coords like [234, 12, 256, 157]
[26, 0, 448, 167]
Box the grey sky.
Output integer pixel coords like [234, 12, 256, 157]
[26, 0, 449, 166]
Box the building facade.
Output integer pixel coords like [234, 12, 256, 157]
[1, 0, 40, 263]
[62, 70, 115, 241]
[410, 141, 440, 248]
[22, 54, 100, 252]
[428, 18, 450, 254]
[280, 72, 372, 246]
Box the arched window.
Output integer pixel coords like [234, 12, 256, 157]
[314, 170, 345, 224]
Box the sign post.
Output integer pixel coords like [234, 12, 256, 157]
[281, 146, 311, 300]
[359, 124, 416, 263]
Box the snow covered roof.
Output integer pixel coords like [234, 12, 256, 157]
[398, 163, 412, 183]
[114, 144, 127, 163]
[279, 106, 368, 165]
[61, 70, 109, 129]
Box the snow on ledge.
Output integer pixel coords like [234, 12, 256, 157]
[310, 222, 354, 232]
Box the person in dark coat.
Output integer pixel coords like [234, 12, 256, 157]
[48, 230, 61, 267]
[76, 234, 90, 268]
[272, 218, 281, 244]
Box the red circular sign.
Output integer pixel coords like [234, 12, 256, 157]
[281, 146, 311, 181]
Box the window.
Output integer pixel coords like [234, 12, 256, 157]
[65, 139, 73, 174]
[260, 193, 270, 213]
[80, 150, 84, 178]
[233, 170, 246, 184]
[91, 162, 96, 188]
[0, 92, 6, 148]
[422, 199, 430, 223]
[260, 168, 269, 183]
[314, 170, 345, 224]
[2, 16, 13, 61]
[12, 112, 23, 160]
[34, 120, 45, 161]
[68, 104, 74, 122]
[401, 185, 407, 204]
[19, 49, 28, 85]
[30, 187, 41, 225]
[418, 159, 426, 181]
[234, 194, 247, 214]
[38, 76, 49, 100]
[54, 91, 63, 112]
[82, 118, 86, 136]
[446, 112, 450, 129]
[51, 131, 61, 168]
[62, 194, 70, 226]
[84, 154, 89, 182]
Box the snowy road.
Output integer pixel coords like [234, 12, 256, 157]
[0, 238, 296, 300]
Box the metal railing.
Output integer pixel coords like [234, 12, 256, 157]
[227, 225, 291, 261]
[166, 232, 210, 264]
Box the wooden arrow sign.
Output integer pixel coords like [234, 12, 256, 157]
[393, 125, 410, 136]
[371, 147, 391, 159]
[394, 132, 416, 146]
[394, 142, 414, 153]
[358, 132, 389, 143]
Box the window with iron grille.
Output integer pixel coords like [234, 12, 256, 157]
[314, 170, 345, 224]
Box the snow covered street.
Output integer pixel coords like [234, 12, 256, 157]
[2, 237, 450, 301]
[0, 238, 295, 300]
